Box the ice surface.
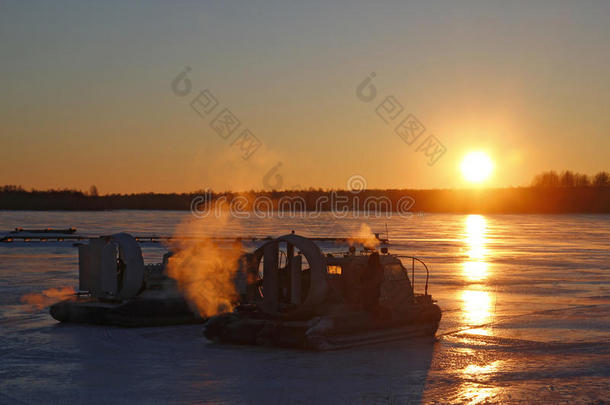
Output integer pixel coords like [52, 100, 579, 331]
[1, 212, 609, 404]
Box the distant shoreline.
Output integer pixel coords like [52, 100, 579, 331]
[1, 187, 609, 214]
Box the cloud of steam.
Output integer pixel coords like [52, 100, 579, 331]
[347, 223, 380, 250]
[166, 217, 244, 318]
[21, 286, 75, 310]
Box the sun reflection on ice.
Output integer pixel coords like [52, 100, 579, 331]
[459, 215, 496, 335]
[458, 361, 503, 404]
[454, 215, 502, 403]
[458, 383, 498, 404]
[461, 290, 492, 328]
[463, 360, 501, 376]
[465, 215, 487, 258]
[463, 261, 488, 283]
[462, 215, 490, 282]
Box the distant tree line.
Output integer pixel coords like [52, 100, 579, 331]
[0, 185, 202, 210]
[531, 170, 610, 188]
[1, 173, 609, 213]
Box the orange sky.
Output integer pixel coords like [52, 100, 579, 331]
[1, 1, 609, 193]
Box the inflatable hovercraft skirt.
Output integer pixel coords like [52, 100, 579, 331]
[204, 302, 441, 351]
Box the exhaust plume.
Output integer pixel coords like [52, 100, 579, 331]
[166, 218, 243, 318]
[348, 223, 380, 250]
[21, 286, 75, 310]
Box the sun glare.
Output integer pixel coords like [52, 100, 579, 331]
[461, 151, 493, 183]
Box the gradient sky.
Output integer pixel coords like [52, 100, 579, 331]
[1, 0, 609, 193]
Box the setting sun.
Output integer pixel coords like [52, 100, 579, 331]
[461, 152, 494, 183]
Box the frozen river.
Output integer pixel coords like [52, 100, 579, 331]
[1, 211, 608, 404]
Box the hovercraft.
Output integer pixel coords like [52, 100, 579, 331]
[204, 234, 441, 350]
[50, 233, 202, 327]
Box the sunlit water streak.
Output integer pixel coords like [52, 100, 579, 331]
[0, 211, 609, 404]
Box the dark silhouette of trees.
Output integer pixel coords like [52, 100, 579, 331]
[531, 171, 560, 187]
[559, 171, 575, 187]
[574, 173, 590, 187]
[1, 170, 609, 213]
[0, 185, 26, 193]
[593, 171, 610, 187]
[532, 170, 609, 188]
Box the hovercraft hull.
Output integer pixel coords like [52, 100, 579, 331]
[204, 303, 441, 350]
[50, 295, 203, 327]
